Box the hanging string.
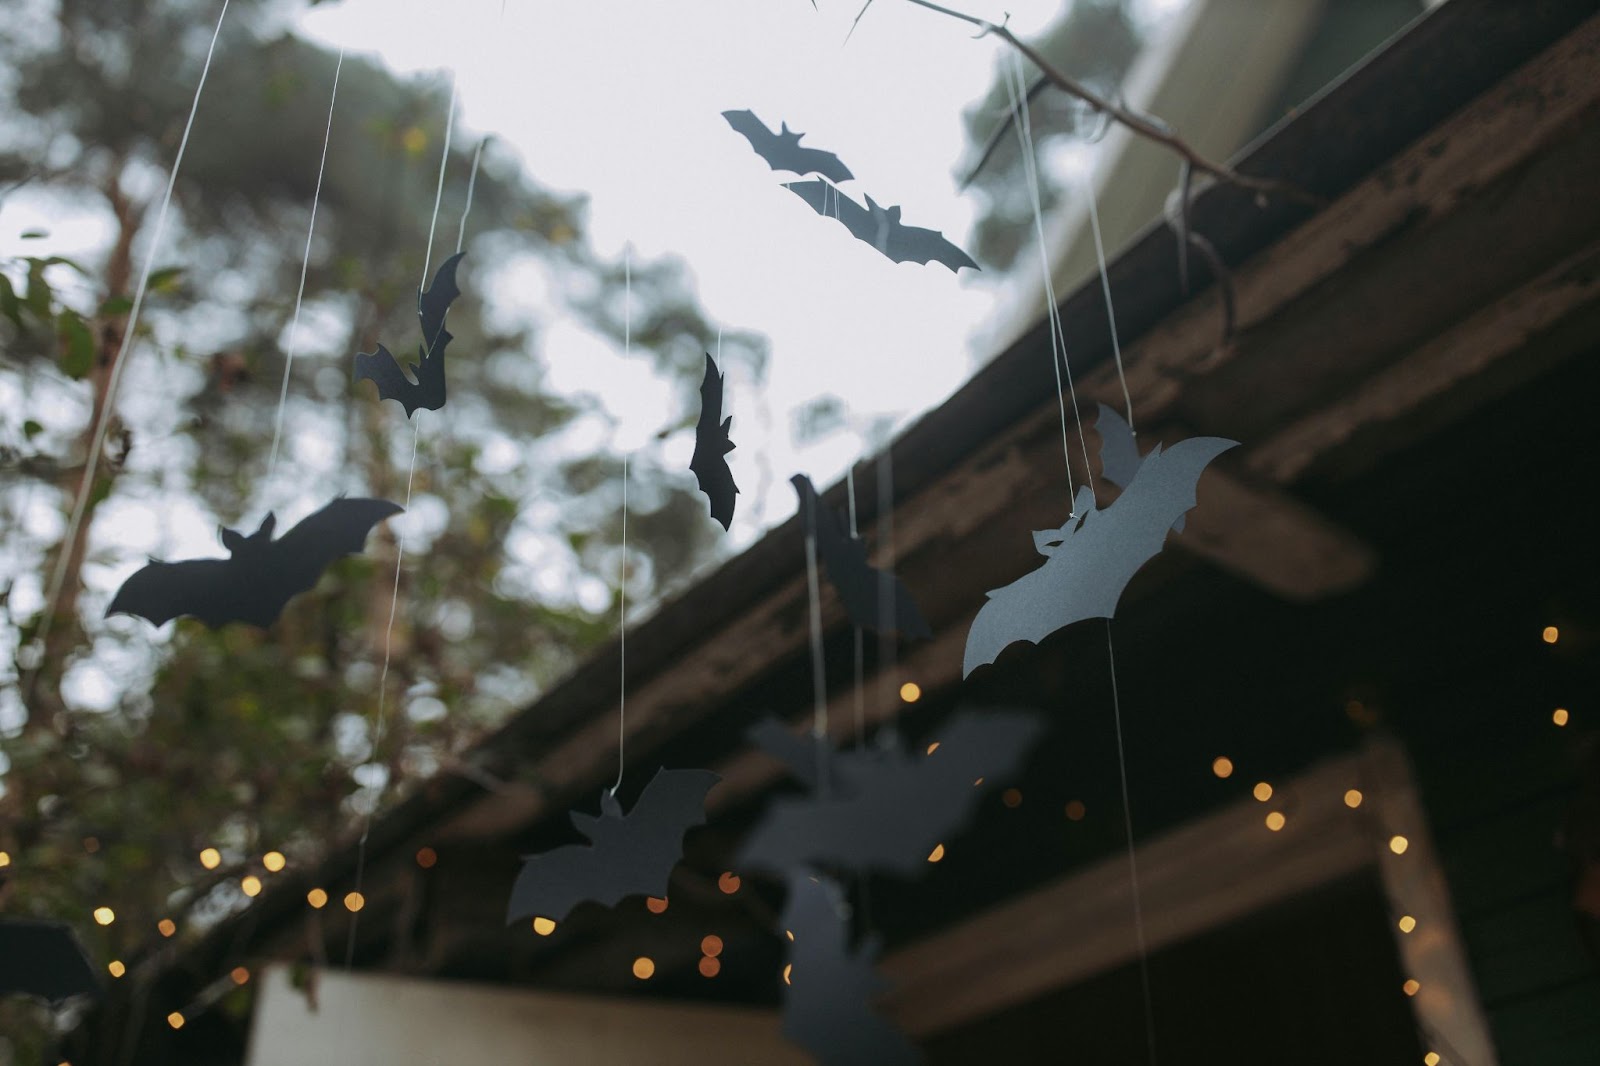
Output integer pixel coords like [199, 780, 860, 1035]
[803, 517, 830, 798]
[30, 0, 231, 687]
[267, 47, 346, 487]
[1080, 168, 1135, 435]
[609, 247, 633, 794]
[846, 466, 866, 744]
[876, 448, 898, 743]
[455, 137, 487, 256]
[421, 73, 459, 286]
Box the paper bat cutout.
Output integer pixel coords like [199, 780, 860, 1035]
[722, 109, 854, 183]
[738, 709, 1044, 877]
[690, 353, 739, 531]
[505, 767, 720, 924]
[791, 474, 932, 640]
[780, 871, 921, 1066]
[106, 497, 403, 629]
[1096, 402, 1186, 533]
[0, 919, 100, 1005]
[353, 252, 466, 416]
[963, 434, 1237, 677]
[785, 179, 977, 272]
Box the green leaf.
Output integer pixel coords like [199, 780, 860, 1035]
[0, 274, 20, 329]
[146, 267, 184, 293]
[57, 309, 96, 379]
[24, 259, 52, 319]
[23, 419, 43, 439]
[19, 229, 48, 240]
[98, 295, 134, 316]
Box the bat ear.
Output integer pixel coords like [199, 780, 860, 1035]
[599, 790, 624, 819]
[220, 526, 244, 553]
[258, 512, 277, 538]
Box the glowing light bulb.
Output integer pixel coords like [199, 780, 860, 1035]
[344, 891, 365, 912]
[927, 843, 945, 862]
[632, 956, 655, 980]
[1002, 788, 1022, 808]
[166, 1012, 185, 1030]
[1398, 915, 1416, 934]
[646, 896, 669, 914]
[1252, 782, 1273, 802]
[1265, 811, 1286, 832]
[1065, 800, 1086, 821]
[1424, 1053, 1441, 1066]
[93, 907, 115, 926]
[108, 960, 126, 978]
[718, 872, 741, 894]
[1541, 626, 1559, 644]
[415, 847, 437, 869]
[0, 851, 10, 867]
[701, 935, 724, 957]
[1212, 756, 1234, 779]
[230, 967, 250, 985]
[925, 741, 941, 755]
[1389, 836, 1409, 855]
[307, 888, 328, 909]
[199, 847, 221, 870]
[157, 918, 176, 937]
[1344, 789, 1363, 808]
[263, 851, 286, 872]
[699, 956, 721, 977]
[1403, 979, 1420, 997]
[532, 917, 556, 936]
[899, 682, 921, 703]
[783, 964, 792, 985]
[1553, 708, 1570, 727]
[241, 875, 262, 897]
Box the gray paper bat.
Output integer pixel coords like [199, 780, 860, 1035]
[963, 434, 1237, 676]
[722, 109, 854, 183]
[785, 179, 978, 272]
[1096, 402, 1186, 533]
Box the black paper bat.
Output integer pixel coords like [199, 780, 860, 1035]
[780, 871, 921, 1066]
[785, 179, 977, 272]
[791, 474, 932, 640]
[738, 709, 1043, 877]
[106, 497, 403, 629]
[353, 252, 466, 416]
[722, 109, 855, 183]
[690, 353, 739, 531]
[505, 767, 720, 924]
[963, 434, 1237, 676]
[0, 919, 100, 1005]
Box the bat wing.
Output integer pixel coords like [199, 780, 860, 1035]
[418, 252, 465, 358]
[1096, 402, 1182, 532]
[689, 354, 739, 531]
[963, 435, 1236, 676]
[723, 108, 780, 160]
[883, 221, 979, 272]
[265, 498, 403, 620]
[790, 145, 854, 184]
[817, 508, 932, 640]
[785, 179, 874, 242]
[106, 557, 237, 628]
[354, 344, 433, 417]
[506, 839, 614, 924]
[748, 717, 825, 791]
[722, 111, 854, 182]
[610, 768, 720, 899]
[0, 920, 100, 1005]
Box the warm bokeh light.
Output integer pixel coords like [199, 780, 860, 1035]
[1265, 811, 1286, 831]
[307, 888, 328, 909]
[1389, 835, 1409, 855]
[344, 891, 365, 912]
[1252, 782, 1273, 802]
[1398, 915, 1417, 934]
[241, 876, 263, 897]
[1424, 1053, 1441, 1066]
[699, 956, 721, 978]
[108, 960, 125, 978]
[701, 935, 724, 957]
[93, 907, 115, 926]
[1002, 788, 1022, 808]
[1344, 789, 1363, 809]
[0, 851, 10, 867]
[157, 918, 176, 938]
[533, 917, 556, 936]
[415, 846, 437, 869]
[1553, 707, 1570, 727]
[646, 896, 669, 914]
[1542, 626, 1559, 644]
[900, 682, 921, 703]
[1402, 979, 1420, 997]
[786, 929, 795, 941]
[199, 847, 221, 870]
[263, 851, 286, 872]
[783, 964, 793, 985]
[632, 956, 655, 980]
[1065, 800, 1086, 822]
[82, 836, 100, 854]
[230, 967, 250, 985]
[927, 843, 945, 862]
[1211, 756, 1233, 779]
[925, 741, 941, 755]
[718, 872, 741, 894]
[166, 1012, 185, 1030]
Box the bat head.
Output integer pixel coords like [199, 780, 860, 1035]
[220, 513, 276, 555]
[863, 196, 901, 225]
[719, 417, 735, 454]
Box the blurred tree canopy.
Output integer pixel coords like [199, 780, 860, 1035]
[0, 0, 762, 1056]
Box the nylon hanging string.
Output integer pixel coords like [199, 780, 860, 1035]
[1081, 168, 1135, 435]
[610, 247, 633, 794]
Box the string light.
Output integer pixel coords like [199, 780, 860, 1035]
[1402, 978, 1420, 997]
[230, 967, 250, 985]
[1423, 1053, 1441, 1065]
[158, 918, 176, 937]
[1265, 811, 1286, 832]
[344, 891, 365, 912]
[1541, 626, 1559, 644]
[166, 1012, 185, 1030]
[927, 844, 946, 862]
[307, 888, 328, 909]
[93, 907, 115, 926]
[1002, 788, 1023, 808]
[0, 851, 9, 867]
[241, 876, 262, 897]
[699, 956, 721, 977]
[1553, 708, 1569, 727]
[1211, 756, 1233, 779]
[415, 847, 437, 869]
[632, 957, 655, 980]
[1397, 915, 1416, 934]
[199, 847, 221, 870]
[263, 851, 286, 872]
[646, 896, 668, 914]
[108, 960, 125, 978]
[532, 917, 556, 936]
[718, 872, 741, 894]
[925, 741, 941, 755]
[783, 963, 792, 985]
[701, 935, 724, 957]
[1065, 800, 1086, 821]
[899, 682, 921, 703]
[1344, 789, 1363, 808]
[1252, 782, 1273, 802]
[1389, 836, 1409, 855]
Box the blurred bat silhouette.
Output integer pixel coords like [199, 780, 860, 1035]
[690, 353, 739, 531]
[354, 252, 466, 416]
[963, 434, 1236, 676]
[739, 709, 1043, 877]
[780, 871, 920, 1066]
[722, 109, 854, 183]
[0, 920, 99, 1005]
[785, 179, 977, 272]
[106, 497, 403, 629]
[506, 768, 720, 924]
[791, 474, 931, 639]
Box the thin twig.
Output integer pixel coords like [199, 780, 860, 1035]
[960, 71, 1051, 188]
[903, 0, 1321, 207]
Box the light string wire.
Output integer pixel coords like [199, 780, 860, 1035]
[266, 47, 346, 487]
[1005, 48, 1156, 1064]
[30, 0, 231, 692]
[610, 248, 632, 794]
[344, 67, 460, 968]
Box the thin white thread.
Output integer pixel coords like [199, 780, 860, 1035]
[876, 449, 897, 741]
[267, 47, 345, 486]
[32, 0, 230, 678]
[421, 72, 459, 287]
[1106, 622, 1157, 1065]
[803, 528, 828, 742]
[609, 248, 632, 794]
[1081, 168, 1134, 434]
[845, 467, 865, 745]
[455, 137, 486, 256]
[1005, 53, 1093, 499]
